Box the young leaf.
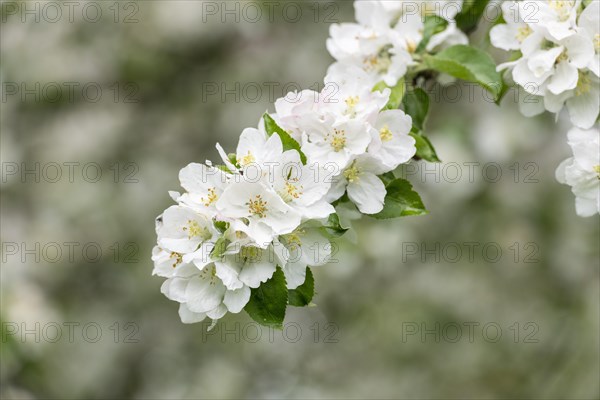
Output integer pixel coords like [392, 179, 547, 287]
[210, 236, 230, 260]
[288, 267, 315, 307]
[321, 213, 349, 238]
[416, 15, 448, 53]
[244, 267, 288, 329]
[402, 88, 430, 131]
[410, 132, 441, 162]
[263, 113, 307, 164]
[213, 220, 229, 234]
[371, 178, 427, 219]
[423, 45, 503, 100]
[455, 0, 491, 34]
[373, 78, 406, 110]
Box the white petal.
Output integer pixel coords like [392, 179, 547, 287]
[206, 304, 228, 320]
[575, 196, 598, 217]
[543, 90, 572, 113]
[490, 24, 522, 51]
[293, 201, 335, 220]
[299, 229, 331, 266]
[215, 260, 243, 290]
[178, 303, 206, 324]
[527, 47, 563, 78]
[547, 62, 578, 94]
[283, 260, 307, 290]
[239, 259, 276, 289]
[518, 91, 545, 117]
[347, 173, 386, 214]
[185, 276, 225, 313]
[223, 286, 251, 313]
[555, 158, 572, 185]
[161, 277, 189, 303]
[562, 34, 594, 69]
[566, 84, 600, 129]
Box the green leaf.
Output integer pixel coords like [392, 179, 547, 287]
[213, 221, 229, 234]
[410, 132, 441, 162]
[373, 78, 406, 110]
[379, 171, 396, 186]
[416, 15, 448, 53]
[455, 0, 491, 34]
[288, 267, 314, 307]
[402, 88, 430, 131]
[263, 113, 307, 164]
[371, 178, 427, 219]
[423, 45, 503, 100]
[244, 267, 288, 329]
[321, 213, 348, 238]
[210, 236, 230, 260]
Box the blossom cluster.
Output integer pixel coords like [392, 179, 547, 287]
[491, 1, 599, 216]
[153, 0, 598, 327]
[154, 0, 475, 325]
[327, 0, 468, 88]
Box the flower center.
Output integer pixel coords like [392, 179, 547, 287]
[516, 26, 532, 42]
[201, 187, 218, 207]
[406, 39, 417, 54]
[594, 165, 600, 180]
[184, 220, 212, 240]
[549, 1, 575, 21]
[380, 125, 393, 142]
[344, 96, 360, 117]
[327, 128, 347, 152]
[343, 164, 361, 183]
[280, 181, 303, 202]
[576, 71, 591, 95]
[240, 246, 260, 261]
[246, 195, 268, 218]
[594, 33, 600, 52]
[240, 151, 255, 166]
[199, 264, 218, 285]
[364, 45, 393, 73]
[284, 229, 305, 251]
[170, 252, 183, 268]
[556, 50, 569, 63]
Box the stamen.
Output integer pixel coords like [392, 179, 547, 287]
[343, 164, 361, 183]
[327, 128, 347, 152]
[246, 195, 268, 218]
[380, 125, 393, 142]
[201, 187, 218, 207]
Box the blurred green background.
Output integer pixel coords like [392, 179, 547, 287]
[1, 1, 598, 399]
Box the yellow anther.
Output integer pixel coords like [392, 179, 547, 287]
[516, 26, 532, 42]
[284, 182, 303, 200]
[184, 220, 212, 240]
[343, 164, 361, 183]
[406, 39, 417, 54]
[576, 71, 591, 95]
[201, 187, 218, 207]
[170, 252, 183, 268]
[246, 195, 268, 218]
[327, 128, 347, 152]
[380, 125, 393, 142]
[240, 246, 260, 261]
[240, 151, 255, 166]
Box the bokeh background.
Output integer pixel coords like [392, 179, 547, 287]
[1, 1, 598, 399]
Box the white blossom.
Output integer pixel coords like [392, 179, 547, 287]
[556, 126, 600, 217]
